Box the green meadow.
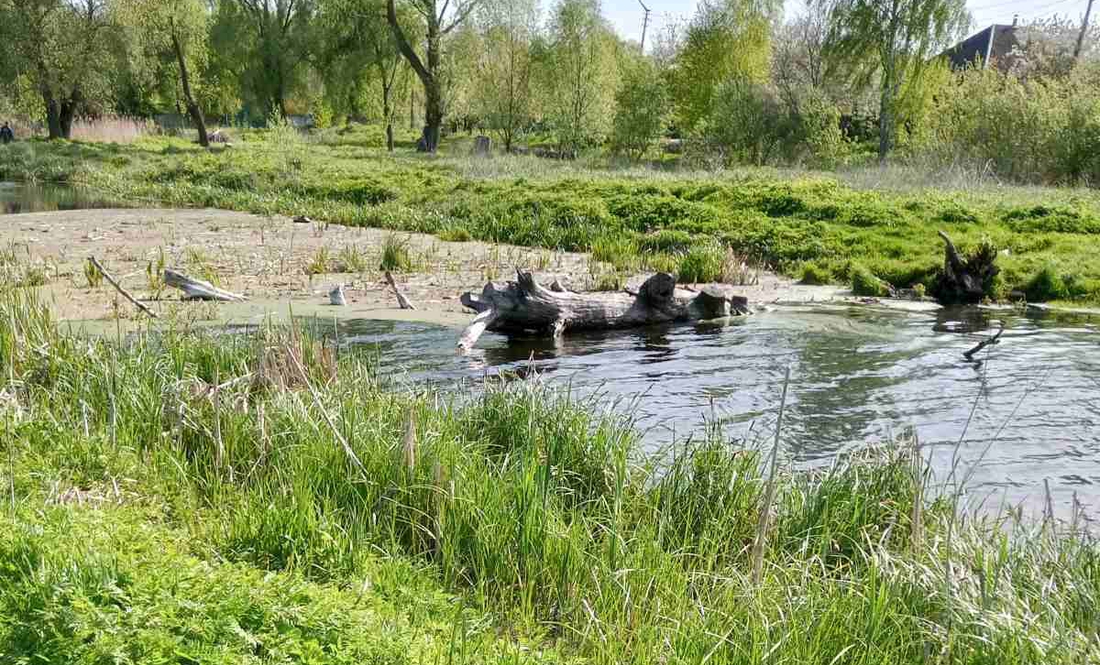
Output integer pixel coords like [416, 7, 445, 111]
[3, 126, 1100, 302]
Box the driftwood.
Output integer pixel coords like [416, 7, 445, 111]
[458, 271, 749, 352]
[935, 231, 998, 304]
[89, 256, 159, 319]
[329, 284, 347, 306]
[163, 269, 246, 302]
[963, 323, 1005, 362]
[384, 271, 416, 310]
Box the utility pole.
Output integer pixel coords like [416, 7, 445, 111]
[638, 0, 652, 53]
[1076, 0, 1095, 61]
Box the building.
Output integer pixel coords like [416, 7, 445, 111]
[940, 21, 1023, 72]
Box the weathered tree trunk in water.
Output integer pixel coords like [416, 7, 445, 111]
[934, 231, 999, 305]
[458, 271, 750, 351]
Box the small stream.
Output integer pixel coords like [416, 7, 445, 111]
[334, 304, 1100, 520]
[1, 181, 121, 215]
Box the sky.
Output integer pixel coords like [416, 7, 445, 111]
[595, 0, 1095, 49]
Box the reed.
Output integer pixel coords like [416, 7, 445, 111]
[0, 290, 1097, 663]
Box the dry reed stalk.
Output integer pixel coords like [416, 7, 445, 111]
[403, 408, 417, 473]
[751, 365, 791, 585]
[909, 427, 925, 551]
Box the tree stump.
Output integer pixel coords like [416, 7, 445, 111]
[933, 231, 999, 304]
[458, 271, 749, 351]
[473, 135, 492, 156]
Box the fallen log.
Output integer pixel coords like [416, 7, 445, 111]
[935, 231, 998, 304]
[458, 271, 749, 352]
[163, 268, 246, 302]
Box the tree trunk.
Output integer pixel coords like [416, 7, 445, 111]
[382, 83, 394, 152]
[387, 0, 443, 153]
[172, 34, 209, 148]
[59, 97, 77, 140]
[457, 271, 750, 351]
[423, 81, 442, 153]
[878, 65, 896, 161]
[44, 95, 63, 140]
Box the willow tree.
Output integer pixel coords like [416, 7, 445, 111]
[317, 0, 416, 150]
[117, 0, 211, 146]
[824, 0, 969, 158]
[386, 0, 481, 152]
[226, 0, 315, 119]
[0, 0, 114, 139]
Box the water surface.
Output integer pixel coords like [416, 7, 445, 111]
[335, 304, 1099, 519]
[0, 181, 122, 215]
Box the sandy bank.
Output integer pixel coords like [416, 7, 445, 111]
[2, 207, 929, 328]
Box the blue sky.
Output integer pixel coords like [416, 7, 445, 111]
[595, 0, 1094, 47]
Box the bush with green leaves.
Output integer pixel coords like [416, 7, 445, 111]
[611, 58, 671, 160]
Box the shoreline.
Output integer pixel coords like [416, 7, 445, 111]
[3, 207, 864, 326]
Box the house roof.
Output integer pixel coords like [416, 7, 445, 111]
[940, 24, 1022, 71]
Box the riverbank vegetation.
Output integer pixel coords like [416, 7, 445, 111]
[2, 288, 1099, 662]
[3, 130, 1100, 303]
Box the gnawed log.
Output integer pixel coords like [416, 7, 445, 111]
[935, 231, 998, 304]
[384, 271, 416, 310]
[163, 269, 246, 302]
[457, 270, 748, 351]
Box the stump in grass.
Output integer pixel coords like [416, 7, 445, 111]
[458, 271, 749, 351]
[934, 231, 999, 304]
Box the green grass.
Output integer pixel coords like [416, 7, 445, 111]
[4, 128, 1100, 301]
[1, 288, 1099, 663]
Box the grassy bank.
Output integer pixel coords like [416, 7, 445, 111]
[2, 288, 1098, 663]
[2, 127, 1100, 303]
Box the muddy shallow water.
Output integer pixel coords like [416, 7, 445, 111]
[326, 303, 1100, 521]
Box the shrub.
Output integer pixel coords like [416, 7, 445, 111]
[678, 242, 726, 283]
[705, 78, 798, 166]
[638, 229, 695, 254]
[1025, 263, 1070, 301]
[438, 226, 473, 242]
[380, 235, 413, 272]
[799, 262, 831, 285]
[850, 264, 891, 297]
[610, 58, 670, 159]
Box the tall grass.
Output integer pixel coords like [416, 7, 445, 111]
[1, 289, 1098, 662]
[69, 116, 155, 143]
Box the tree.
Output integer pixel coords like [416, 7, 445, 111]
[474, 0, 538, 151]
[540, 0, 619, 154]
[117, 0, 211, 146]
[386, 0, 482, 152]
[317, 0, 414, 150]
[772, 0, 837, 111]
[611, 57, 669, 159]
[825, 0, 969, 159]
[226, 0, 315, 119]
[0, 0, 114, 139]
[669, 0, 778, 133]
